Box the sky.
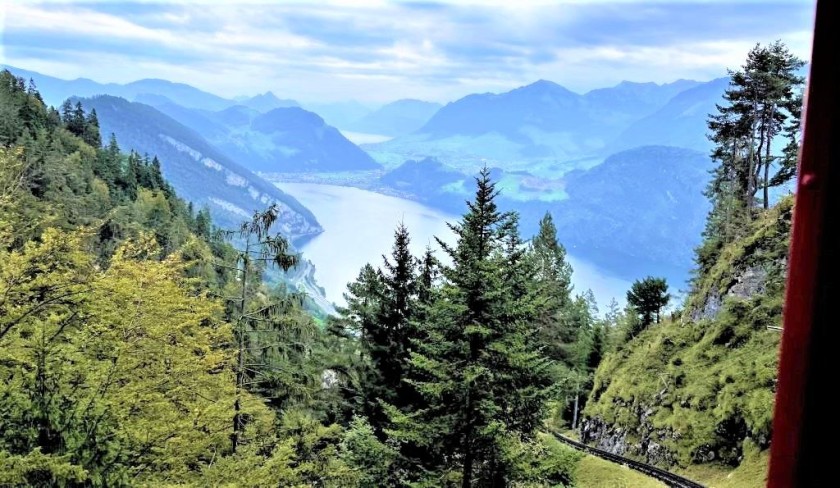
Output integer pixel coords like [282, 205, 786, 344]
[0, 0, 816, 103]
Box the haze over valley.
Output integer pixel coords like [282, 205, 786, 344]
[1, 64, 771, 308]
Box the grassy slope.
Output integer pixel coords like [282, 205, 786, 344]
[583, 197, 792, 467]
[576, 455, 666, 488]
[676, 447, 769, 488]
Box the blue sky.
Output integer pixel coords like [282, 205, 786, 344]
[0, 1, 815, 103]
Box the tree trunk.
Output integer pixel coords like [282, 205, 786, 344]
[232, 239, 249, 453]
[763, 106, 776, 209]
[572, 390, 580, 430]
[763, 158, 771, 209]
[462, 442, 473, 488]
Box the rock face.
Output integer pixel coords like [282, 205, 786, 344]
[581, 407, 677, 467]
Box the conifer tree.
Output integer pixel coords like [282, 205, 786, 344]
[529, 212, 575, 364]
[700, 41, 804, 272]
[393, 169, 555, 486]
[83, 108, 101, 147]
[626, 276, 670, 332]
[215, 204, 300, 452]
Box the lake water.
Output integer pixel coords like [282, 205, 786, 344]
[276, 182, 630, 311]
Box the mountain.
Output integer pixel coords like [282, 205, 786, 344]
[375, 146, 711, 284]
[608, 77, 729, 153]
[240, 91, 299, 112]
[547, 145, 712, 280]
[142, 97, 381, 173]
[347, 99, 442, 136]
[78, 95, 321, 242]
[243, 107, 381, 172]
[369, 78, 706, 171]
[582, 79, 701, 128]
[3, 65, 235, 111]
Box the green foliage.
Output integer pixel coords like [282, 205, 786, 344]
[699, 41, 803, 273]
[584, 198, 791, 467]
[626, 276, 671, 331]
[575, 454, 666, 488]
[1, 69, 353, 487]
[340, 417, 399, 487]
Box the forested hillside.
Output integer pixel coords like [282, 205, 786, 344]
[0, 70, 364, 486]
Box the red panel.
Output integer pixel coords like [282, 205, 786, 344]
[767, 1, 835, 486]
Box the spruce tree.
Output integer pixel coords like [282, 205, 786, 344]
[529, 212, 574, 364]
[394, 169, 555, 486]
[83, 108, 101, 147]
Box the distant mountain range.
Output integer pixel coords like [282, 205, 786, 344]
[145, 101, 382, 173]
[607, 77, 729, 153]
[367, 78, 717, 171]
[4, 66, 382, 174]
[240, 91, 300, 111]
[5, 66, 235, 111]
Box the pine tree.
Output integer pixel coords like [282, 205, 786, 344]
[626, 276, 670, 333]
[394, 169, 555, 486]
[700, 41, 804, 272]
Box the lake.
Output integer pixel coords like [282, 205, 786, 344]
[276, 182, 630, 311]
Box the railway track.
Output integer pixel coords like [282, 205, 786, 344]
[553, 433, 705, 488]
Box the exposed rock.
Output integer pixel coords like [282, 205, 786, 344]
[727, 266, 767, 299]
[580, 414, 678, 467]
[691, 292, 721, 321]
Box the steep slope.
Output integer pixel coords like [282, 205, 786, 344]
[137, 96, 380, 173]
[218, 107, 381, 173]
[79, 95, 321, 242]
[583, 79, 700, 129]
[347, 99, 442, 136]
[609, 77, 729, 153]
[581, 198, 791, 473]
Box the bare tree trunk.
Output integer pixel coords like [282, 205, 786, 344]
[763, 159, 771, 209]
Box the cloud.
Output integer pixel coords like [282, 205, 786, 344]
[1, 1, 815, 103]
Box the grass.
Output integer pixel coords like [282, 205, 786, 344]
[675, 449, 769, 488]
[575, 455, 666, 488]
[574, 450, 768, 488]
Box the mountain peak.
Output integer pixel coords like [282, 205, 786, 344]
[518, 79, 576, 97]
[242, 91, 299, 111]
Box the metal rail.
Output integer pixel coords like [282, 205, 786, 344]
[553, 433, 705, 488]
